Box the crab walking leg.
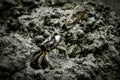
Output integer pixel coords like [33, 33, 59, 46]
[38, 52, 46, 68]
[31, 53, 41, 66]
[56, 45, 69, 59]
[45, 52, 54, 68]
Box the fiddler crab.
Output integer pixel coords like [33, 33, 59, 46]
[30, 5, 88, 69]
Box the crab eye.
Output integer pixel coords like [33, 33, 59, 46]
[55, 35, 61, 42]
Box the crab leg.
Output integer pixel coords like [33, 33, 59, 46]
[56, 45, 69, 59]
[30, 52, 41, 69]
[45, 52, 54, 69]
[38, 52, 46, 68]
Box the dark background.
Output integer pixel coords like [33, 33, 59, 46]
[95, 0, 120, 15]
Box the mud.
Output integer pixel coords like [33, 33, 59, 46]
[0, 0, 120, 80]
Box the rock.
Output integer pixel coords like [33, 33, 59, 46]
[87, 17, 96, 24]
[22, 0, 37, 5]
[10, 7, 24, 18]
[0, 56, 26, 79]
[0, 3, 4, 11]
[34, 35, 44, 43]
[68, 45, 81, 58]
[86, 1, 96, 7]
[3, 0, 17, 7]
[45, 0, 68, 6]
[7, 17, 22, 31]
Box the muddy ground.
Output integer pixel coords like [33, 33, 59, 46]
[0, 0, 120, 80]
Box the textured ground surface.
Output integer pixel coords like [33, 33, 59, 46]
[0, 0, 120, 80]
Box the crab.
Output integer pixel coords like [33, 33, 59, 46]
[30, 32, 68, 69]
[30, 5, 88, 69]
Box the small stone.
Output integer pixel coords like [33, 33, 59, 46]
[87, 17, 95, 24]
[76, 29, 84, 38]
[4, 0, 17, 6]
[34, 35, 44, 43]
